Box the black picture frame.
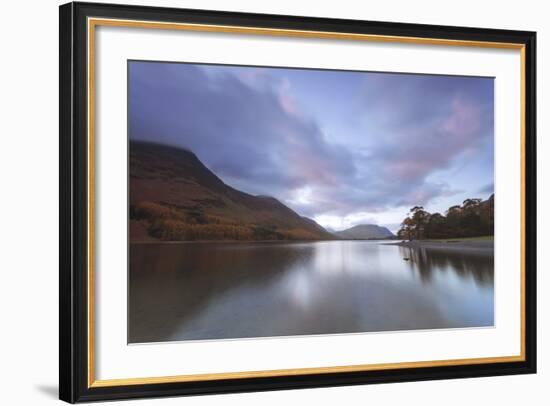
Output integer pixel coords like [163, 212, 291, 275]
[60, 1, 537, 403]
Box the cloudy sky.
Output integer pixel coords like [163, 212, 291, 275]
[129, 61, 494, 233]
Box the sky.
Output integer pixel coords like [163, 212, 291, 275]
[129, 61, 494, 233]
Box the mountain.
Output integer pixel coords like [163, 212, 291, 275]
[334, 224, 395, 240]
[129, 141, 333, 241]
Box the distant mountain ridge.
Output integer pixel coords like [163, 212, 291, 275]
[334, 224, 395, 240]
[129, 140, 332, 241]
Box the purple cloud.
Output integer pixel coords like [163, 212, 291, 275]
[129, 62, 493, 223]
[129, 62, 354, 200]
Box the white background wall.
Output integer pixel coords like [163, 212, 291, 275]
[0, 0, 546, 404]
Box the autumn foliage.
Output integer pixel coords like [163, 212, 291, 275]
[130, 201, 325, 241]
[397, 195, 494, 240]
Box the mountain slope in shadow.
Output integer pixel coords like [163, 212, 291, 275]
[129, 140, 332, 241]
[334, 224, 395, 240]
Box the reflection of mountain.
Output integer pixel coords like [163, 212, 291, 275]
[129, 141, 332, 241]
[128, 242, 309, 342]
[130, 241, 494, 342]
[335, 224, 394, 240]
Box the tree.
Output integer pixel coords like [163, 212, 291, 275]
[398, 217, 415, 240]
[409, 206, 429, 239]
[462, 198, 482, 209]
[397, 196, 494, 240]
[426, 212, 447, 239]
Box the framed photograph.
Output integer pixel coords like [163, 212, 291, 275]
[59, 2, 536, 403]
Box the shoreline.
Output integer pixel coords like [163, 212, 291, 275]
[130, 239, 337, 244]
[128, 239, 494, 257]
[129, 238, 394, 244]
[390, 239, 494, 256]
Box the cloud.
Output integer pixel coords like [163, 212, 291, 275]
[348, 73, 494, 210]
[129, 62, 354, 201]
[478, 182, 494, 195]
[129, 63, 493, 225]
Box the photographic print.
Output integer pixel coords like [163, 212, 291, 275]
[60, 5, 536, 401]
[128, 61, 495, 344]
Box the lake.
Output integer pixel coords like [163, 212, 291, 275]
[129, 240, 494, 343]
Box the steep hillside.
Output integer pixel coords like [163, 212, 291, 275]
[129, 141, 333, 241]
[335, 224, 395, 240]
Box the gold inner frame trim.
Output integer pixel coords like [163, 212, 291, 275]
[87, 17, 527, 388]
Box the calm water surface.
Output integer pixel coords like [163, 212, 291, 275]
[129, 241, 493, 343]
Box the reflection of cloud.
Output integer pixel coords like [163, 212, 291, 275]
[130, 63, 493, 225]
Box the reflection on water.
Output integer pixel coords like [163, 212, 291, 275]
[129, 241, 493, 343]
